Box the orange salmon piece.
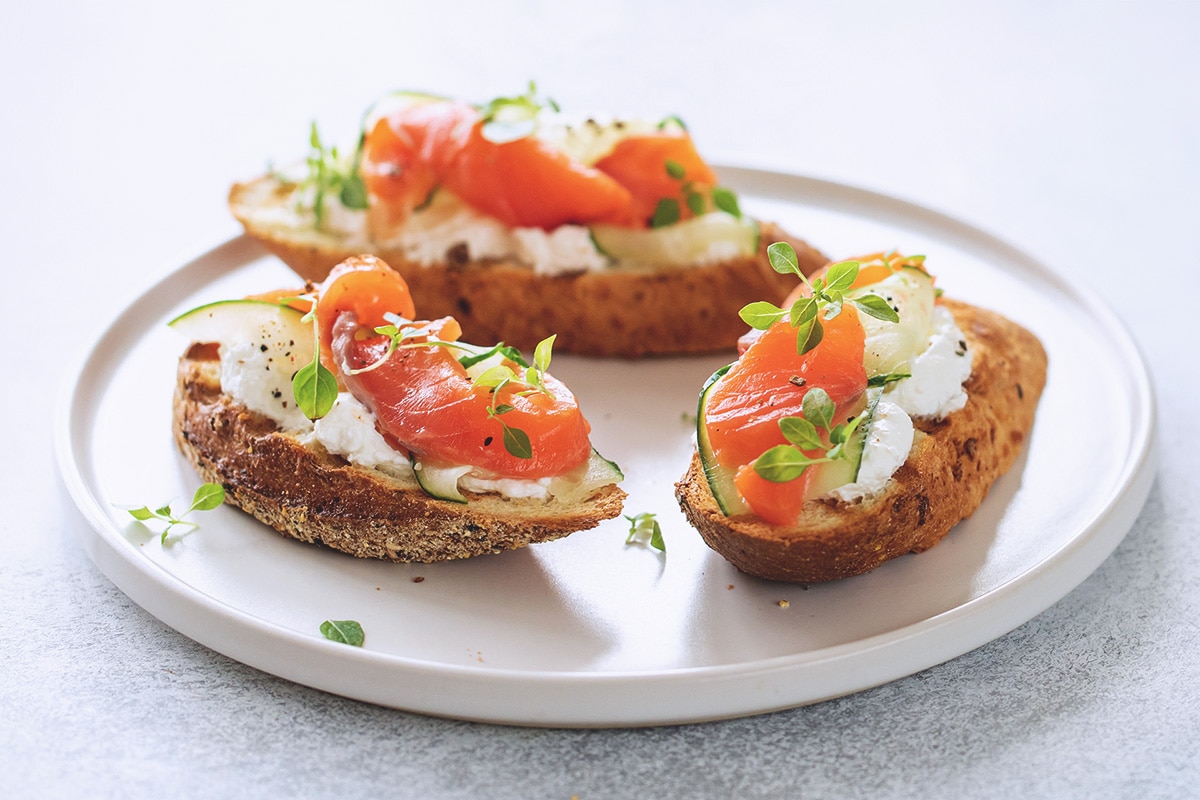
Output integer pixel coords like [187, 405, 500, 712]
[594, 132, 719, 225]
[705, 309, 868, 524]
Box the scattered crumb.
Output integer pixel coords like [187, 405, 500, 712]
[467, 648, 484, 663]
[776, 599, 790, 608]
[727, 584, 735, 590]
[375, 586, 381, 591]
[413, 576, 425, 583]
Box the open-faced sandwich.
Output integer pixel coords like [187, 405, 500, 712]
[170, 255, 626, 562]
[675, 245, 1047, 582]
[229, 84, 827, 357]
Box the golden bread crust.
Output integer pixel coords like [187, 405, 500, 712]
[674, 299, 1048, 582]
[172, 346, 626, 562]
[228, 177, 827, 357]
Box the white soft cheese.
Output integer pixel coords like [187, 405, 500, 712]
[219, 338, 315, 434]
[824, 304, 973, 501]
[460, 474, 554, 500]
[512, 225, 610, 276]
[830, 400, 914, 503]
[885, 305, 973, 419]
[300, 394, 414, 479]
[372, 192, 608, 276]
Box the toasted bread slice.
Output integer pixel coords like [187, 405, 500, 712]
[674, 299, 1047, 582]
[173, 343, 626, 562]
[229, 176, 828, 357]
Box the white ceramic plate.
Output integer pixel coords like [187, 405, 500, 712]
[55, 168, 1156, 727]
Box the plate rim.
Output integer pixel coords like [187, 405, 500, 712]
[54, 166, 1158, 727]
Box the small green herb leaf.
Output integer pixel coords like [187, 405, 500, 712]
[533, 334, 555, 374]
[711, 186, 741, 217]
[753, 445, 817, 483]
[474, 364, 518, 389]
[127, 507, 155, 521]
[651, 198, 681, 228]
[686, 190, 706, 216]
[501, 423, 533, 459]
[188, 483, 227, 513]
[624, 512, 665, 553]
[796, 316, 824, 355]
[293, 360, 338, 420]
[801, 388, 835, 430]
[850, 293, 901, 323]
[779, 416, 824, 450]
[320, 619, 365, 647]
[823, 260, 860, 294]
[665, 159, 686, 180]
[767, 242, 801, 277]
[739, 301, 788, 330]
[789, 296, 819, 328]
[339, 173, 369, 210]
[868, 371, 911, 387]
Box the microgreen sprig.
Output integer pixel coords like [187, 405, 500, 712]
[478, 81, 560, 143]
[294, 298, 338, 421]
[739, 242, 901, 355]
[752, 388, 867, 483]
[471, 334, 558, 459]
[125, 483, 226, 543]
[302, 122, 368, 229]
[624, 512, 666, 553]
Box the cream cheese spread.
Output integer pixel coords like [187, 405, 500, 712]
[885, 305, 972, 419]
[830, 399, 915, 503]
[825, 304, 973, 501]
[373, 191, 610, 277]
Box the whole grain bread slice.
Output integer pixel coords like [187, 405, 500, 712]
[173, 344, 626, 562]
[229, 176, 828, 357]
[674, 299, 1048, 582]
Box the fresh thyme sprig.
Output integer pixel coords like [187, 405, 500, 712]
[624, 512, 666, 553]
[471, 334, 558, 459]
[125, 483, 226, 543]
[752, 388, 868, 483]
[302, 122, 368, 229]
[739, 242, 901, 355]
[478, 81, 560, 143]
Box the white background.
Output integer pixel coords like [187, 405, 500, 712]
[3, 1, 1196, 797]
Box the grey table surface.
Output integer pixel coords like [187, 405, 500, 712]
[3, 1, 1197, 797]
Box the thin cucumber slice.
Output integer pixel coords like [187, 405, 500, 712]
[168, 299, 310, 354]
[695, 364, 749, 516]
[591, 212, 759, 267]
[412, 449, 623, 505]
